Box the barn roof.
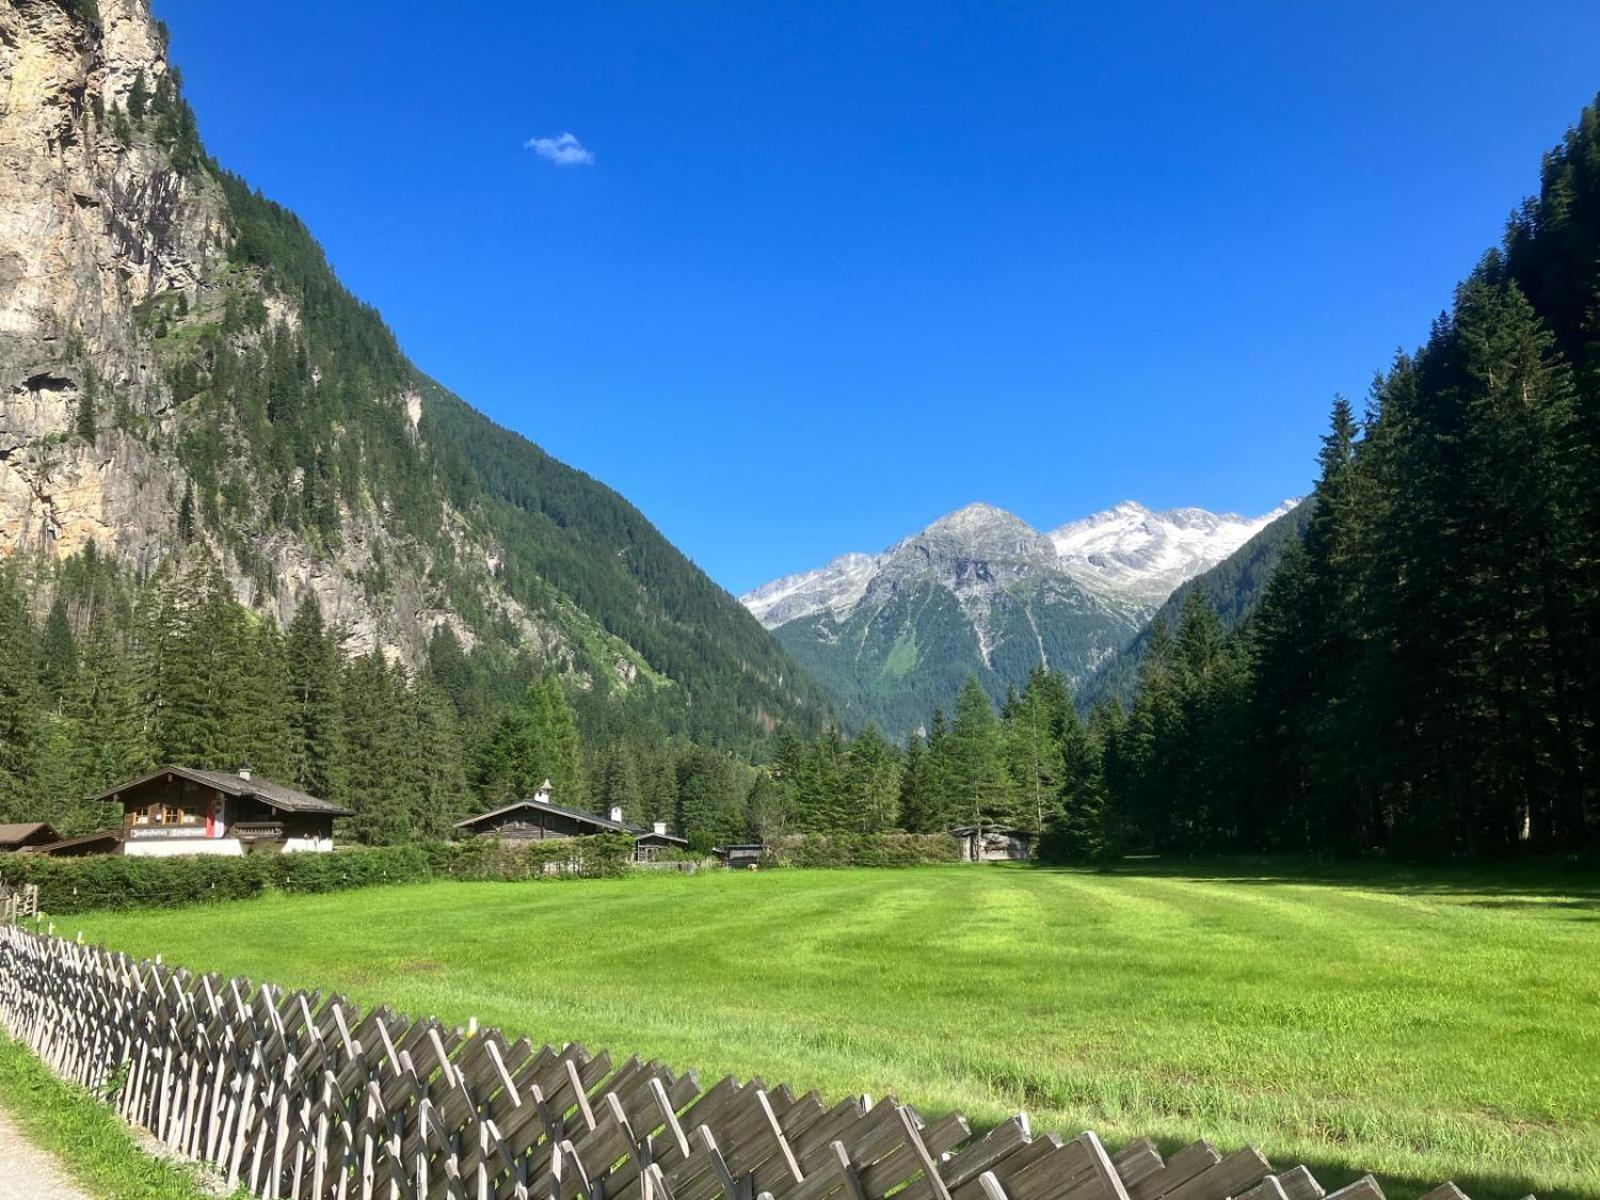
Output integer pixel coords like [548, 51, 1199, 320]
[0, 822, 58, 847]
[454, 797, 688, 842]
[90, 767, 354, 817]
[454, 796, 632, 834]
[948, 826, 1034, 837]
[33, 829, 123, 855]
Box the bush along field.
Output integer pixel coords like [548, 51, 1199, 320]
[67, 861, 1600, 1200]
[0, 834, 636, 915]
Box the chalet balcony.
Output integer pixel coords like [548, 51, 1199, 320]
[233, 822, 285, 842]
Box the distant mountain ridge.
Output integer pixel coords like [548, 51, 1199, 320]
[741, 498, 1294, 732]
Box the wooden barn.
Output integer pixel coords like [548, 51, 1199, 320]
[951, 826, 1034, 863]
[89, 767, 353, 857]
[454, 782, 689, 861]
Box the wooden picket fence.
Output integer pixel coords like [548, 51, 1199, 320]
[0, 882, 39, 924]
[0, 924, 1488, 1200]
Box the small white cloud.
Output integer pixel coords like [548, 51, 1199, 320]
[523, 132, 595, 166]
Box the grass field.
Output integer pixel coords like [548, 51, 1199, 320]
[69, 862, 1600, 1200]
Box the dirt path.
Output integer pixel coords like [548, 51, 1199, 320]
[0, 1104, 92, 1200]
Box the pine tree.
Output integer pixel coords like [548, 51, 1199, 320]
[949, 676, 1012, 832]
[0, 565, 43, 820]
[240, 620, 295, 782]
[1002, 667, 1068, 832]
[408, 679, 472, 840]
[75, 376, 97, 445]
[844, 723, 901, 832]
[342, 654, 416, 843]
[38, 596, 78, 713]
[477, 677, 583, 805]
[923, 707, 955, 830]
[675, 745, 745, 850]
[746, 771, 789, 840]
[896, 733, 939, 832]
[177, 481, 196, 544]
[285, 593, 346, 802]
[127, 68, 149, 123]
[595, 743, 645, 824]
[158, 556, 249, 768]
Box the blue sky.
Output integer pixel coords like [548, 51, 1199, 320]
[152, 0, 1600, 594]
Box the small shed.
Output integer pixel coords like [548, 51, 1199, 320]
[951, 826, 1034, 863]
[633, 821, 689, 862]
[718, 843, 764, 870]
[0, 823, 59, 852]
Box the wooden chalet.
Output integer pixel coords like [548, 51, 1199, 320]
[88, 767, 353, 857]
[0, 822, 59, 852]
[950, 825, 1034, 862]
[454, 781, 689, 862]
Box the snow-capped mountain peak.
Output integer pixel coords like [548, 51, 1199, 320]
[738, 498, 1300, 630]
[1050, 499, 1299, 608]
[740, 551, 881, 628]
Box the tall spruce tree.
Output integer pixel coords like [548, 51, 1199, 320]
[949, 676, 1012, 832]
[285, 593, 346, 802]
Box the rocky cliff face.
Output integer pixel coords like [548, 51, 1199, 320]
[0, 0, 830, 751]
[0, 0, 556, 663]
[1, 0, 215, 565]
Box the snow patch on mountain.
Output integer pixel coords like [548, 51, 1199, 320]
[740, 551, 880, 628]
[1050, 499, 1299, 608]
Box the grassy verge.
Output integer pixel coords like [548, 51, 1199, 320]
[70, 860, 1600, 1200]
[0, 1034, 227, 1200]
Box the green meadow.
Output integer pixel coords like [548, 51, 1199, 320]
[71, 863, 1600, 1200]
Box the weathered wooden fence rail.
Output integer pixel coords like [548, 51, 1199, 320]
[0, 925, 1485, 1200]
[0, 882, 38, 924]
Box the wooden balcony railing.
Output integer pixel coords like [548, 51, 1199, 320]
[232, 822, 285, 842]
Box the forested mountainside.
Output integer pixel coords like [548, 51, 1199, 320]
[743, 500, 1284, 734]
[1079, 501, 1309, 705]
[0, 0, 827, 767]
[1055, 97, 1600, 857]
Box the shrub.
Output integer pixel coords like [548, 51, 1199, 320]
[762, 833, 962, 868]
[0, 836, 634, 916]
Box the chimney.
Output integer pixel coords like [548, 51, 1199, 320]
[238, 767, 252, 782]
[609, 805, 624, 825]
[653, 821, 667, 836]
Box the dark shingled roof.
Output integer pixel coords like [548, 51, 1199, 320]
[90, 767, 354, 817]
[454, 797, 686, 843]
[0, 822, 58, 847]
[33, 829, 123, 855]
[455, 796, 632, 833]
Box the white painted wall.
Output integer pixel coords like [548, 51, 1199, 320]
[124, 838, 244, 858]
[282, 835, 333, 854]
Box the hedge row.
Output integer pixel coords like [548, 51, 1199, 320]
[0, 835, 636, 916]
[762, 833, 963, 868]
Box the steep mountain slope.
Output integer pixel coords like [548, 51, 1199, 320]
[1079, 499, 1310, 705]
[743, 499, 1289, 733]
[0, 0, 825, 751]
